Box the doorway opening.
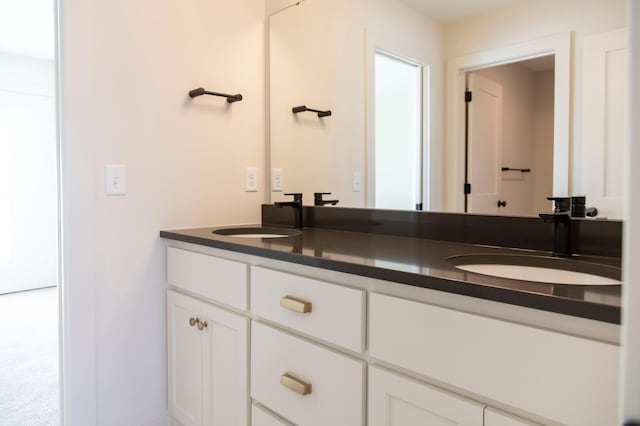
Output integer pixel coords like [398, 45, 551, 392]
[374, 50, 425, 210]
[465, 55, 555, 215]
[445, 32, 570, 213]
[0, 0, 60, 424]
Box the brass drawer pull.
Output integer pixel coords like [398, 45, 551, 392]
[280, 296, 312, 314]
[280, 373, 312, 396]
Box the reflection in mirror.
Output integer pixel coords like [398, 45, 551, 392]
[267, 0, 628, 218]
[465, 55, 554, 216]
[374, 50, 423, 210]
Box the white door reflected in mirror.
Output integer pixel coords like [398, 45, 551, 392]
[374, 51, 424, 211]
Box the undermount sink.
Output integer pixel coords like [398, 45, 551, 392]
[447, 254, 622, 286]
[212, 227, 302, 239]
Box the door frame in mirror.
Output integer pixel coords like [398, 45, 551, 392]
[365, 28, 438, 211]
[445, 32, 571, 212]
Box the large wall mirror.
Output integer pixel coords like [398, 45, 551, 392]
[267, 0, 628, 219]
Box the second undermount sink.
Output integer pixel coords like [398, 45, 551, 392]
[212, 226, 302, 239]
[447, 254, 622, 286]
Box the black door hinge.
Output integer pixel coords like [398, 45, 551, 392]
[465, 90, 472, 103]
[464, 183, 471, 194]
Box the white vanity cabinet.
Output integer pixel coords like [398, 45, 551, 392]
[250, 265, 365, 352]
[167, 247, 248, 311]
[166, 248, 250, 426]
[369, 366, 485, 426]
[369, 292, 620, 425]
[250, 266, 366, 425]
[251, 404, 291, 426]
[251, 322, 365, 426]
[164, 243, 620, 426]
[167, 290, 249, 426]
[484, 408, 541, 426]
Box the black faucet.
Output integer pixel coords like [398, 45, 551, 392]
[539, 197, 572, 257]
[314, 192, 339, 206]
[274, 193, 304, 229]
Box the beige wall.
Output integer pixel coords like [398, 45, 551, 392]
[533, 70, 555, 213]
[60, 0, 265, 423]
[444, 0, 627, 197]
[266, 0, 299, 15]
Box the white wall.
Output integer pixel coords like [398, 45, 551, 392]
[0, 53, 57, 294]
[269, 0, 367, 207]
[444, 0, 627, 199]
[268, 0, 442, 209]
[623, 0, 640, 421]
[59, 0, 265, 424]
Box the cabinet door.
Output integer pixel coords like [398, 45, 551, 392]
[369, 366, 484, 426]
[484, 408, 540, 426]
[582, 28, 629, 219]
[168, 291, 204, 426]
[201, 302, 249, 426]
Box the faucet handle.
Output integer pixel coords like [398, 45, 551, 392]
[314, 192, 340, 206]
[284, 192, 303, 202]
[546, 196, 570, 213]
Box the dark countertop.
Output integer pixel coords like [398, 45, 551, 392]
[160, 226, 622, 324]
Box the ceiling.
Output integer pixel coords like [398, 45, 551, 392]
[401, 0, 525, 23]
[0, 0, 54, 59]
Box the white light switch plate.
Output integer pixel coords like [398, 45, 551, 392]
[105, 164, 126, 195]
[272, 168, 283, 192]
[245, 167, 258, 192]
[352, 171, 361, 192]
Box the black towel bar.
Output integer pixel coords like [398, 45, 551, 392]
[189, 87, 243, 103]
[292, 105, 332, 118]
[501, 167, 531, 173]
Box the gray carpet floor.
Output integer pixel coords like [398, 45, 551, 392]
[0, 287, 59, 426]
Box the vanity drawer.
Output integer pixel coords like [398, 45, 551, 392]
[251, 322, 365, 426]
[251, 404, 291, 426]
[167, 247, 248, 310]
[250, 266, 364, 352]
[368, 293, 620, 425]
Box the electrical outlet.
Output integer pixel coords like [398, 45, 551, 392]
[245, 167, 258, 192]
[352, 171, 361, 192]
[105, 164, 126, 195]
[272, 168, 283, 192]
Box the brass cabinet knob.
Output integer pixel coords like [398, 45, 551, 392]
[189, 317, 207, 330]
[196, 319, 208, 331]
[280, 372, 312, 396]
[280, 296, 312, 314]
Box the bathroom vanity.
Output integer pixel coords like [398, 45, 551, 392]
[161, 207, 622, 426]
